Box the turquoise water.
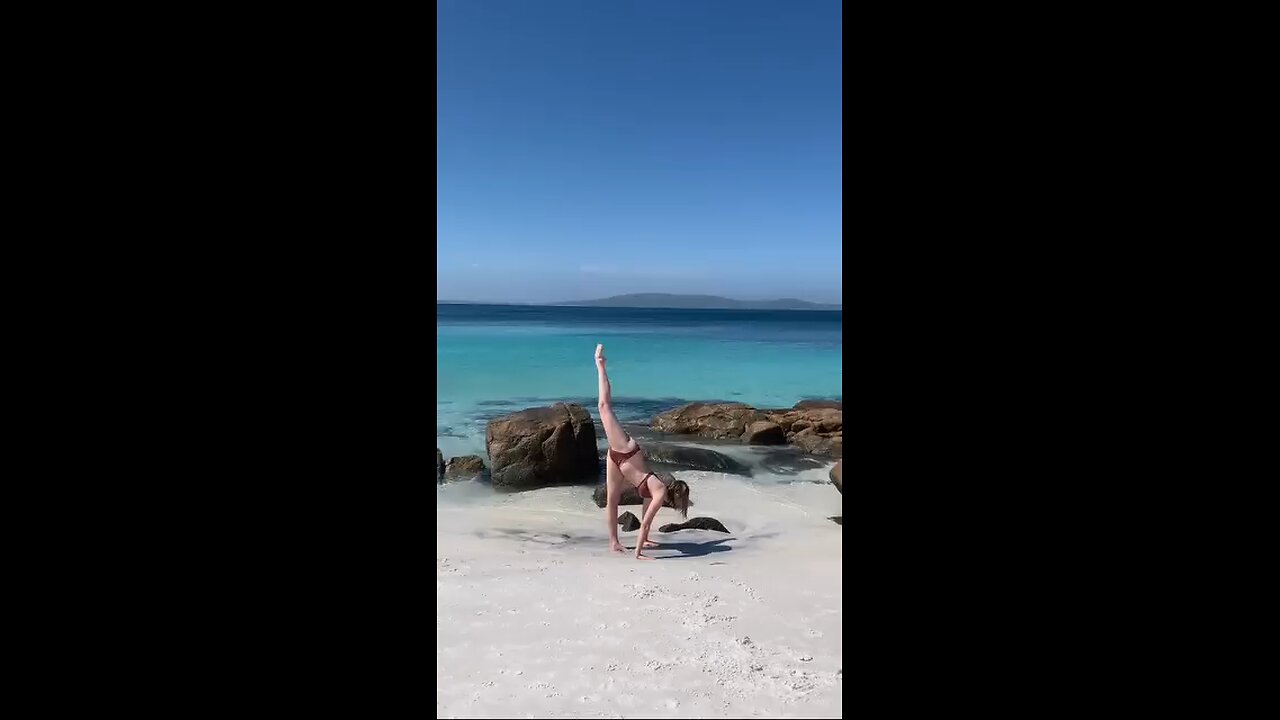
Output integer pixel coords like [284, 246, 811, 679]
[437, 304, 842, 458]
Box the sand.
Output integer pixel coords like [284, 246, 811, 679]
[436, 469, 843, 718]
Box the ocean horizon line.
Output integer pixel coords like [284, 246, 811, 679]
[437, 301, 843, 312]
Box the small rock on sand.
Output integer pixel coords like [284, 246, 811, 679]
[660, 517, 729, 533]
[617, 511, 640, 531]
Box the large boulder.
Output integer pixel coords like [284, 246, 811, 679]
[651, 402, 761, 439]
[445, 455, 485, 481]
[830, 460, 842, 493]
[617, 511, 640, 532]
[641, 442, 751, 475]
[659, 517, 729, 533]
[436, 448, 445, 481]
[742, 420, 786, 445]
[486, 403, 599, 489]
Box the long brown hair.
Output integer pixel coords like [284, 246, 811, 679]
[661, 473, 692, 518]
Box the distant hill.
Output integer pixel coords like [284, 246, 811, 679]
[553, 293, 841, 310]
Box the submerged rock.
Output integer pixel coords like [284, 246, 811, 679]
[755, 448, 828, 475]
[617, 511, 640, 531]
[659, 517, 729, 533]
[486, 403, 599, 489]
[640, 442, 751, 475]
[445, 455, 485, 480]
[436, 448, 445, 481]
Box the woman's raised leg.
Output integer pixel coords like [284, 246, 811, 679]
[595, 344, 635, 452]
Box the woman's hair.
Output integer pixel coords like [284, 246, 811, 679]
[660, 473, 692, 518]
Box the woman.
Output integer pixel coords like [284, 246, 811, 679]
[595, 344, 692, 559]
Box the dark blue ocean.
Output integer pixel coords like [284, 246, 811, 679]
[437, 304, 842, 458]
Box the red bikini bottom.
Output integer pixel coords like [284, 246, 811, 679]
[608, 446, 656, 499]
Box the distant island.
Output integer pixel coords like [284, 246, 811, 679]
[552, 293, 841, 310]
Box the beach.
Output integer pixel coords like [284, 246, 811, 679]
[436, 469, 843, 718]
[437, 304, 843, 717]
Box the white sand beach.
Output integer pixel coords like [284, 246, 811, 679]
[436, 469, 843, 718]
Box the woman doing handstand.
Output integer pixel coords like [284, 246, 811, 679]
[595, 344, 692, 559]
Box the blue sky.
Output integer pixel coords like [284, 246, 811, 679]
[437, 0, 842, 304]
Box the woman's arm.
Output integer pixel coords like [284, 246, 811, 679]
[635, 484, 665, 559]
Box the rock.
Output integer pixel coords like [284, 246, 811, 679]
[652, 400, 842, 458]
[651, 402, 761, 439]
[773, 407, 841, 433]
[486, 403, 600, 489]
[617, 511, 640, 531]
[812, 410, 843, 434]
[792, 428, 842, 457]
[641, 442, 751, 475]
[658, 517, 729, 533]
[742, 420, 786, 445]
[828, 516, 843, 525]
[830, 460, 842, 493]
[445, 455, 485, 480]
[794, 399, 842, 410]
[753, 405, 841, 457]
[762, 406, 842, 458]
[436, 448, 445, 481]
[592, 484, 643, 508]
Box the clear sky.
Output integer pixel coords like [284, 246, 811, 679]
[437, 0, 842, 304]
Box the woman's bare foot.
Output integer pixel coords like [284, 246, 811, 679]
[595, 344, 606, 366]
[643, 541, 661, 548]
[609, 542, 625, 553]
[634, 551, 655, 561]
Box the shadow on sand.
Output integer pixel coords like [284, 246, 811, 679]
[646, 537, 734, 559]
[476, 528, 742, 560]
